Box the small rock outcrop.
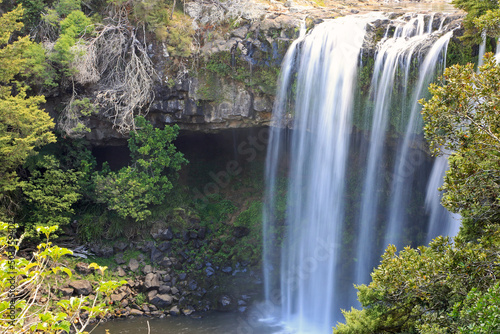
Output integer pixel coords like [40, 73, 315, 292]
[69, 280, 93, 296]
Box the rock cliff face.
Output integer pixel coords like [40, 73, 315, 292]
[73, 0, 464, 145]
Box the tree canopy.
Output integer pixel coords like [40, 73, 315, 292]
[0, 4, 55, 214]
[421, 53, 500, 240]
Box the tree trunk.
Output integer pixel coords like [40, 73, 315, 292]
[171, 0, 177, 19]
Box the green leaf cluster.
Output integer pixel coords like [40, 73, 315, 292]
[0, 223, 125, 333]
[334, 232, 500, 334]
[51, 10, 93, 77]
[421, 53, 500, 240]
[452, 0, 498, 43]
[0, 5, 56, 197]
[453, 282, 500, 333]
[22, 155, 82, 233]
[95, 116, 188, 221]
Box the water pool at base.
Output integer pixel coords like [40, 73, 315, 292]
[91, 312, 286, 334]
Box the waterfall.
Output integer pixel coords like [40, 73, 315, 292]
[384, 30, 453, 249]
[478, 30, 487, 68]
[425, 156, 461, 242]
[263, 13, 458, 333]
[263, 35, 303, 306]
[355, 14, 441, 285]
[496, 38, 500, 63]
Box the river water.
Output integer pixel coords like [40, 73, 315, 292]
[91, 311, 281, 334]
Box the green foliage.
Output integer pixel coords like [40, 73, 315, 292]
[60, 10, 92, 36]
[452, 0, 498, 42]
[22, 155, 82, 234]
[51, 10, 92, 77]
[135, 292, 147, 305]
[474, 9, 500, 37]
[95, 116, 187, 222]
[163, 13, 194, 57]
[61, 97, 99, 136]
[453, 282, 500, 333]
[17, 137, 99, 239]
[0, 223, 124, 333]
[234, 200, 262, 228]
[334, 232, 500, 334]
[18, 0, 45, 29]
[0, 5, 56, 200]
[206, 52, 233, 77]
[204, 50, 280, 95]
[55, 0, 81, 17]
[231, 200, 263, 264]
[197, 194, 236, 225]
[165, 26, 193, 57]
[132, 0, 170, 29]
[446, 37, 475, 67]
[421, 53, 500, 240]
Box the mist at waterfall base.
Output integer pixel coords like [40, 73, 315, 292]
[262, 13, 461, 333]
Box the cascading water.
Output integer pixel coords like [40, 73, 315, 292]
[355, 14, 448, 285]
[478, 30, 487, 68]
[282, 16, 375, 332]
[263, 13, 460, 333]
[384, 29, 454, 249]
[425, 156, 461, 243]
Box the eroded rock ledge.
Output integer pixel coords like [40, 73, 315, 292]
[74, 0, 464, 145]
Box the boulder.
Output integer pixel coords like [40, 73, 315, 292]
[151, 225, 174, 241]
[69, 280, 92, 296]
[129, 309, 144, 316]
[159, 285, 171, 294]
[182, 307, 194, 316]
[233, 226, 250, 238]
[147, 290, 158, 302]
[117, 266, 126, 277]
[198, 227, 207, 239]
[188, 280, 198, 291]
[143, 264, 153, 274]
[205, 267, 215, 277]
[89, 244, 114, 257]
[144, 273, 160, 290]
[57, 287, 74, 297]
[113, 241, 128, 252]
[128, 258, 140, 272]
[158, 241, 171, 252]
[169, 305, 180, 316]
[114, 253, 126, 265]
[216, 295, 236, 312]
[232, 25, 249, 39]
[150, 294, 173, 308]
[151, 247, 164, 263]
[110, 291, 127, 303]
[75, 262, 93, 276]
[138, 240, 155, 252]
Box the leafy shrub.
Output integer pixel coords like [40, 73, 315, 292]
[55, 0, 81, 17]
[0, 224, 125, 332]
[334, 232, 500, 333]
[22, 155, 82, 235]
[95, 116, 187, 222]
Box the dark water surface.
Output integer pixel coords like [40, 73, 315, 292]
[91, 312, 282, 334]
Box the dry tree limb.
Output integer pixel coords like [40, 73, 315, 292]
[69, 10, 157, 134]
